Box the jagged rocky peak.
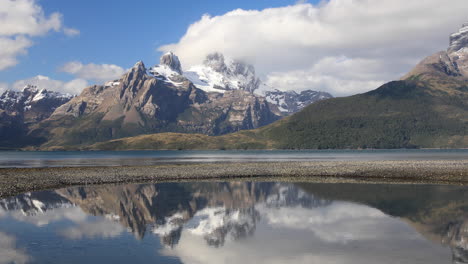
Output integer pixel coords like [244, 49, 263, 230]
[447, 22, 468, 77]
[0, 84, 73, 112]
[263, 89, 333, 114]
[448, 22, 468, 54]
[22, 84, 39, 93]
[148, 53, 188, 83]
[403, 22, 468, 79]
[121, 60, 148, 84]
[160, 52, 183, 74]
[132, 60, 147, 74]
[185, 52, 261, 93]
[203, 52, 228, 73]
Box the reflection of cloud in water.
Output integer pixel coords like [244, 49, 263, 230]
[60, 219, 126, 240]
[161, 201, 450, 264]
[0, 232, 30, 264]
[9, 207, 87, 227]
[258, 202, 411, 243]
[0, 208, 6, 218]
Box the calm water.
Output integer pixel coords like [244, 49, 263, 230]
[0, 182, 467, 263]
[0, 149, 467, 168]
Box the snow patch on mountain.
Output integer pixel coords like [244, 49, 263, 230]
[147, 52, 332, 114]
[0, 85, 74, 112]
[261, 89, 333, 114]
[184, 53, 261, 94]
[449, 22, 468, 54]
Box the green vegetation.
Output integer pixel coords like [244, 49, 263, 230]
[37, 78, 468, 150]
[85, 131, 272, 151]
[254, 80, 468, 149]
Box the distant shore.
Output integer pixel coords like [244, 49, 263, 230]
[1, 160, 468, 198]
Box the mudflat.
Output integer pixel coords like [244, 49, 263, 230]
[1, 160, 467, 198]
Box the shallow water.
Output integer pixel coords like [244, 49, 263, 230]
[0, 182, 467, 263]
[0, 149, 467, 168]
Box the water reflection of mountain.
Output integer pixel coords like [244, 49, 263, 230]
[298, 183, 468, 264]
[55, 182, 330, 247]
[0, 190, 71, 215]
[1, 182, 467, 263]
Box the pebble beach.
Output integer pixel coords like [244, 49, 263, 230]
[1, 160, 468, 198]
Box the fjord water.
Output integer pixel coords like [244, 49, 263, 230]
[0, 149, 467, 168]
[0, 182, 466, 264]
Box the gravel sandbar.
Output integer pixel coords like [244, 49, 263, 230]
[1, 160, 468, 198]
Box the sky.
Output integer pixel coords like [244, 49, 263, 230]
[0, 0, 467, 96]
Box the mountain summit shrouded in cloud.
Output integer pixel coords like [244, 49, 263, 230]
[1, 0, 468, 97]
[159, 0, 468, 96]
[88, 22, 468, 150]
[0, 0, 467, 150]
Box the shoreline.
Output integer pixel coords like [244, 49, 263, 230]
[1, 160, 468, 198]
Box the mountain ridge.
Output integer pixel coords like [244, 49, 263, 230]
[30, 58, 282, 148]
[82, 23, 468, 150]
[0, 85, 73, 148]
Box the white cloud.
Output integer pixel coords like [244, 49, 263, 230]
[3, 61, 124, 95]
[60, 61, 125, 82]
[63, 27, 80, 37]
[0, 36, 32, 71]
[0, 0, 78, 70]
[0, 232, 30, 264]
[9, 206, 87, 226]
[60, 219, 125, 240]
[160, 0, 468, 96]
[161, 202, 450, 264]
[11, 75, 88, 95]
[264, 56, 388, 96]
[0, 82, 7, 94]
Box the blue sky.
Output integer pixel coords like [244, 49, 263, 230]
[0, 0, 310, 83]
[1, 0, 467, 96]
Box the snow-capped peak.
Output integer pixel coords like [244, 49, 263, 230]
[160, 52, 183, 74]
[0, 86, 74, 113]
[22, 84, 39, 93]
[448, 22, 468, 54]
[184, 52, 261, 94]
[262, 89, 333, 114]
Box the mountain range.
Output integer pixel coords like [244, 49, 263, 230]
[0, 52, 331, 149]
[0, 85, 73, 148]
[89, 23, 468, 150]
[1, 23, 468, 150]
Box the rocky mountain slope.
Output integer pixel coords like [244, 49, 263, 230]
[92, 23, 468, 150]
[183, 52, 332, 114]
[0, 51, 332, 149]
[32, 54, 281, 148]
[262, 89, 333, 114]
[0, 86, 73, 148]
[253, 23, 468, 149]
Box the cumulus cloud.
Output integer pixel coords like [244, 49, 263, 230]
[161, 202, 449, 264]
[0, 232, 30, 264]
[160, 0, 468, 96]
[3, 61, 125, 95]
[60, 219, 125, 240]
[0, 82, 8, 94]
[264, 56, 389, 96]
[60, 61, 125, 82]
[9, 206, 87, 227]
[0, 36, 32, 71]
[0, 0, 78, 70]
[11, 75, 88, 95]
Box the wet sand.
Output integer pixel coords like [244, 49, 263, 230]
[1, 160, 468, 198]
